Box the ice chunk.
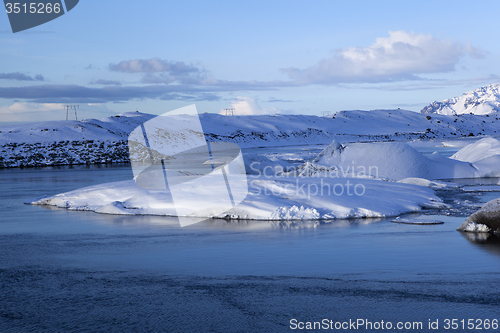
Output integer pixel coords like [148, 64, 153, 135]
[397, 178, 449, 188]
[462, 222, 491, 233]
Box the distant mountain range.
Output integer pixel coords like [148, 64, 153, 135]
[421, 84, 500, 115]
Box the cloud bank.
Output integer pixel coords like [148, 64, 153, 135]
[0, 72, 45, 81]
[0, 84, 227, 103]
[91, 79, 122, 86]
[0, 32, 488, 105]
[281, 31, 485, 84]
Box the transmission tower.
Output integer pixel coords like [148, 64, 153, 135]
[223, 108, 235, 116]
[65, 105, 79, 121]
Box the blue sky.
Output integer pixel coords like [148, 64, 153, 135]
[1, 0, 500, 123]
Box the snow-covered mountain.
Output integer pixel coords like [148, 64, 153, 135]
[421, 84, 500, 115]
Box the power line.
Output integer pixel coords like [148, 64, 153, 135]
[65, 105, 79, 121]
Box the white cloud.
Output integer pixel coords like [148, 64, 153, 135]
[281, 31, 485, 84]
[0, 102, 64, 122]
[219, 97, 282, 116]
[0, 102, 114, 123]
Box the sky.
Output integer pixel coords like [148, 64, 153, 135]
[1, 0, 500, 123]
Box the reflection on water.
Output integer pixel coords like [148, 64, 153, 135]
[444, 177, 500, 186]
[268, 217, 386, 229]
[58, 207, 387, 231]
[97, 213, 180, 227]
[459, 231, 500, 257]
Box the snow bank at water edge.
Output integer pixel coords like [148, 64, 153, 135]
[27, 137, 500, 222]
[294, 139, 500, 181]
[29, 175, 446, 221]
[451, 137, 500, 163]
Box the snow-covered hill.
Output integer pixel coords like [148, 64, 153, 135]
[421, 84, 500, 115]
[1, 109, 500, 168]
[0, 112, 154, 168]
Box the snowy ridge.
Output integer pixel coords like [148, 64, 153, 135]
[0, 112, 153, 167]
[421, 84, 500, 115]
[2, 109, 500, 168]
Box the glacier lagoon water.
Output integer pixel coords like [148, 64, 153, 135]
[1, 143, 500, 332]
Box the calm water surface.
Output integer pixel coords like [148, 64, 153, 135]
[1, 145, 500, 332]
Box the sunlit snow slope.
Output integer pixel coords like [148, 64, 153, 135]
[1, 109, 500, 167]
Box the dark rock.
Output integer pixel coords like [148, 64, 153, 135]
[458, 198, 500, 233]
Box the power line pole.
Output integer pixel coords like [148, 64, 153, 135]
[65, 105, 79, 121]
[223, 108, 234, 116]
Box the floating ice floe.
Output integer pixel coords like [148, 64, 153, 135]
[29, 175, 446, 221]
[397, 178, 451, 189]
[391, 217, 444, 225]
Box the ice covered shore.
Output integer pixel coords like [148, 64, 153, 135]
[293, 137, 500, 181]
[29, 177, 445, 221]
[29, 137, 500, 222]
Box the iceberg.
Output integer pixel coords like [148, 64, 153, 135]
[28, 175, 446, 221]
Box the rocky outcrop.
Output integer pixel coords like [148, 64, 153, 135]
[458, 198, 500, 233]
[0, 140, 129, 168]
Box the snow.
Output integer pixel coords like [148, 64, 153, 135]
[299, 139, 500, 181]
[0, 112, 154, 145]
[441, 141, 469, 148]
[421, 84, 500, 115]
[451, 137, 500, 163]
[27, 134, 457, 222]
[29, 176, 446, 221]
[458, 198, 500, 233]
[397, 178, 450, 188]
[461, 222, 491, 233]
[450, 137, 500, 178]
[12, 105, 500, 223]
[2, 108, 500, 168]
[26, 131, 500, 223]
